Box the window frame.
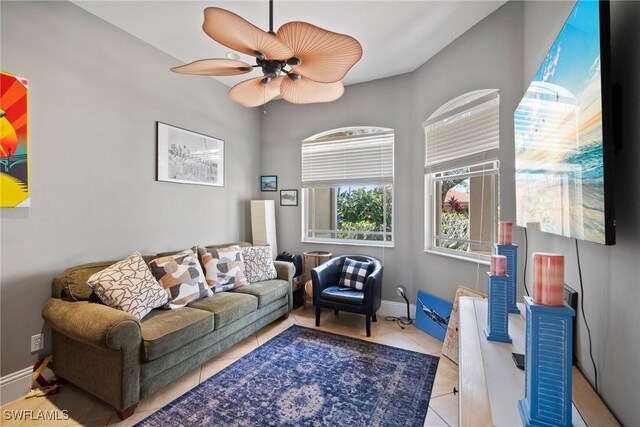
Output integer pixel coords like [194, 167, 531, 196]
[424, 161, 499, 263]
[423, 90, 500, 263]
[302, 183, 395, 248]
[301, 126, 395, 248]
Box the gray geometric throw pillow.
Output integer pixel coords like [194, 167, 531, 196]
[87, 251, 168, 320]
[242, 246, 277, 283]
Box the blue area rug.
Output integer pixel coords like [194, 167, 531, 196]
[136, 325, 439, 427]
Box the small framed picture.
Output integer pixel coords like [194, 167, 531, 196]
[261, 175, 277, 192]
[157, 122, 224, 187]
[280, 189, 298, 206]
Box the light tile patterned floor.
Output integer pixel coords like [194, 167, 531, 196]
[1, 307, 459, 427]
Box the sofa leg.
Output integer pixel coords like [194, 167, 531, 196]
[372, 313, 377, 322]
[334, 309, 339, 315]
[117, 404, 138, 420]
[366, 314, 371, 337]
[315, 305, 321, 327]
[283, 312, 290, 319]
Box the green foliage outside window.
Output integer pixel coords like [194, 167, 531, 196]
[336, 185, 392, 240]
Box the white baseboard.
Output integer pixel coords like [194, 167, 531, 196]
[0, 366, 32, 406]
[378, 299, 417, 319]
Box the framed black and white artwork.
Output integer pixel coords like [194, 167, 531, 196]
[156, 122, 224, 187]
[280, 189, 298, 206]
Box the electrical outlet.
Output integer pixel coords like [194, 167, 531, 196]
[31, 334, 44, 353]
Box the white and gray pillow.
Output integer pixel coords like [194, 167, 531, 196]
[242, 246, 277, 283]
[87, 251, 168, 320]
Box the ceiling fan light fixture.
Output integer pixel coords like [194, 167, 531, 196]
[229, 76, 283, 107]
[175, 1, 362, 107]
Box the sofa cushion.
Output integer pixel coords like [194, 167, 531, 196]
[188, 292, 257, 329]
[197, 245, 248, 293]
[321, 285, 364, 305]
[140, 307, 215, 361]
[241, 246, 277, 283]
[87, 252, 168, 320]
[231, 279, 289, 309]
[148, 248, 212, 309]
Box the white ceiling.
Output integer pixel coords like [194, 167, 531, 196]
[73, 1, 506, 87]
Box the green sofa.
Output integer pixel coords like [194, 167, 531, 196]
[41, 242, 294, 419]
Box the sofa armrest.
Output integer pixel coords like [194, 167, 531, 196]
[274, 260, 295, 282]
[274, 261, 295, 312]
[42, 299, 141, 349]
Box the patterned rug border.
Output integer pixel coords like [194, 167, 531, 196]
[136, 324, 440, 427]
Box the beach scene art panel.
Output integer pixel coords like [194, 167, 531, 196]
[515, 0, 605, 244]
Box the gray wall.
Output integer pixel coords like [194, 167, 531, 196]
[260, 3, 524, 307]
[0, 1, 261, 376]
[261, 1, 639, 425]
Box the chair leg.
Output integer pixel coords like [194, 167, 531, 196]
[334, 309, 339, 315]
[315, 305, 321, 327]
[372, 313, 377, 322]
[366, 314, 371, 337]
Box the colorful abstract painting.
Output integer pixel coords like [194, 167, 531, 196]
[1, 72, 30, 207]
[515, 0, 605, 244]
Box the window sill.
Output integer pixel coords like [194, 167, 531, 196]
[424, 249, 490, 266]
[302, 239, 394, 249]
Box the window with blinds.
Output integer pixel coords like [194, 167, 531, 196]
[424, 90, 500, 261]
[301, 127, 394, 247]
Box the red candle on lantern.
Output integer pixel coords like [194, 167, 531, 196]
[491, 255, 507, 276]
[532, 253, 565, 306]
[499, 221, 513, 245]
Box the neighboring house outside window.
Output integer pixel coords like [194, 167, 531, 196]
[424, 90, 500, 261]
[301, 127, 394, 247]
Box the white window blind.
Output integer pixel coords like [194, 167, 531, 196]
[424, 90, 499, 173]
[302, 130, 394, 187]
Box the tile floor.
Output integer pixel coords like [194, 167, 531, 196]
[1, 307, 459, 427]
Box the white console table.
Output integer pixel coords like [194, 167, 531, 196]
[458, 297, 619, 427]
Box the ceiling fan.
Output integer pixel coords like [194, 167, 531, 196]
[171, 1, 363, 107]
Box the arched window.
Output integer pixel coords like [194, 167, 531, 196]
[301, 126, 394, 246]
[424, 90, 500, 261]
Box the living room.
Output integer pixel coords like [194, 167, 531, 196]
[1, 1, 638, 426]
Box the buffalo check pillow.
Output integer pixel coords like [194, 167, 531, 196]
[339, 257, 371, 290]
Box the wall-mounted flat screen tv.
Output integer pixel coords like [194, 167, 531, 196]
[514, 0, 615, 245]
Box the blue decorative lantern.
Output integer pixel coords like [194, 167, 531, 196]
[518, 297, 575, 427]
[484, 273, 512, 343]
[496, 243, 520, 314]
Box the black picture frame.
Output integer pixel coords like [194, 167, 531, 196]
[280, 189, 298, 206]
[156, 122, 224, 187]
[260, 175, 277, 192]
